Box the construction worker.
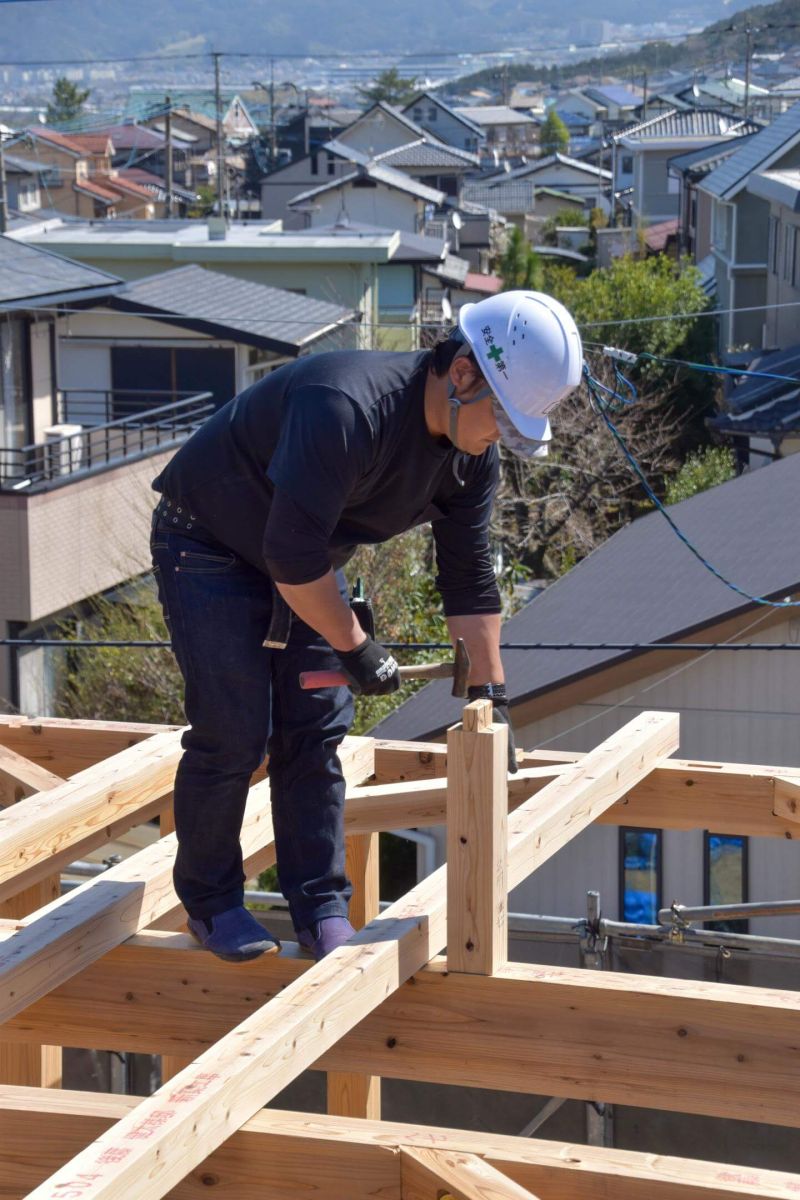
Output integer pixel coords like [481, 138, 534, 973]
[150, 290, 583, 963]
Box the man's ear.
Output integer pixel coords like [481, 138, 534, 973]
[449, 353, 482, 393]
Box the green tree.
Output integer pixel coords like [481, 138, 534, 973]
[46, 76, 91, 124]
[492, 254, 718, 579]
[356, 68, 418, 107]
[539, 109, 570, 157]
[188, 184, 217, 218]
[540, 207, 589, 247]
[665, 445, 736, 505]
[499, 226, 543, 291]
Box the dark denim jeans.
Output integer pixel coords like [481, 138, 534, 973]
[150, 517, 355, 932]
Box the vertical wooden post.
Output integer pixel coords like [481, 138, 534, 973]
[447, 699, 508, 976]
[326, 831, 381, 1119]
[157, 795, 192, 1083]
[0, 749, 64, 1086]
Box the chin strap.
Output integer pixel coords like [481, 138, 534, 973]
[448, 395, 463, 449]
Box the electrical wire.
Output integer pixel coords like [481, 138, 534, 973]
[4, 639, 800, 651]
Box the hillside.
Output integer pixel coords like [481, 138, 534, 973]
[446, 0, 800, 94]
[0, 0, 761, 62]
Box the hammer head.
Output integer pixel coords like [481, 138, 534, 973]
[451, 638, 471, 698]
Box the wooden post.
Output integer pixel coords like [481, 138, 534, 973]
[0, 747, 65, 1087]
[327, 832, 381, 1119]
[447, 700, 508, 976]
[157, 796, 192, 1083]
[401, 1145, 541, 1200]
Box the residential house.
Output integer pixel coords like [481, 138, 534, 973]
[0, 235, 356, 710]
[667, 134, 759, 261]
[374, 139, 479, 201]
[708, 343, 800, 466]
[582, 84, 641, 128]
[460, 178, 537, 236]
[9, 218, 431, 348]
[484, 153, 612, 216]
[699, 101, 800, 351]
[402, 91, 484, 155]
[452, 106, 538, 160]
[131, 93, 259, 141]
[747, 167, 800, 348]
[374, 452, 800, 939]
[675, 76, 772, 120]
[613, 109, 760, 229]
[287, 162, 447, 237]
[335, 101, 432, 158]
[23, 128, 160, 219]
[553, 88, 608, 128]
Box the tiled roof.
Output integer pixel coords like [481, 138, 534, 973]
[618, 108, 761, 142]
[69, 133, 114, 155]
[113, 263, 356, 352]
[584, 85, 640, 108]
[288, 162, 446, 207]
[0, 233, 120, 307]
[463, 272, 502, 294]
[454, 105, 537, 126]
[373, 451, 800, 737]
[88, 123, 165, 151]
[642, 218, 679, 251]
[74, 178, 119, 203]
[377, 139, 479, 169]
[29, 127, 85, 155]
[95, 172, 155, 200]
[461, 180, 537, 213]
[719, 343, 800, 414]
[118, 168, 196, 202]
[499, 153, 611, 182]
[701, 101, 800, 199]
[709, 389, 800, 436]
[668, 133, 759, 178]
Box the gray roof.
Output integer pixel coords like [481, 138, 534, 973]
[719, 343, 800, 415]
[377, 138, 479, 169]
[667, 132, 759, 177]
[288, 162, 446, 208]
[461, 180, 537, 213]
[701, 101, 800, 200]
[454, 105, 537, 127]
[0, 233, 120, 309]
[618, 108, 761, 144]
[747, 168, 800, 212]
[110, 264, 357, 353]
[496, 153, 612, 182]
[373, 453, 800, 739]
[709, 389, 800, 437]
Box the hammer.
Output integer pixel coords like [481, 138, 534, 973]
[300, 638, 471, 698]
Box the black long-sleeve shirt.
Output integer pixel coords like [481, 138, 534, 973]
[153, 349, 501, 615]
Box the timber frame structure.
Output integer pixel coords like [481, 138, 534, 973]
[1, 705, 800, 1199]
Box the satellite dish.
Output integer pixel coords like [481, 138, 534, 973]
[441, 295, 453, 322]
[451, 212, 463, 230]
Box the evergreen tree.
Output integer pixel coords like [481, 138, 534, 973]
[356, 68, 418, 107]
[499, 226, 543, 291]
[539, 109, 570, 157]
[46, 77, 91, 124]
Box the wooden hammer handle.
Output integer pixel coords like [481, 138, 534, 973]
[300, 663, 454, 690]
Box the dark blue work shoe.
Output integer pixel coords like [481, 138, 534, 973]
[187, 906, 280, 963]
[297, 916, 356, 961]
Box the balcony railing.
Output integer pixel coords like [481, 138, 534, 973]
[56, 388, 204, 427]
[0, 392, 213, 492]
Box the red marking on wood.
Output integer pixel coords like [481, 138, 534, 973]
[124, 1109, 176, 1141]
[167, 1071, 221, 1104]
[96, 1147, 132, 1165]
[716, 1171, 762, 1185]
[52, 1173, 103, 1197]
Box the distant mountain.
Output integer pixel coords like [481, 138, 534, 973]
[0, 0, 758, 62]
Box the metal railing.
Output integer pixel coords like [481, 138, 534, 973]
[57, 388, 203, 427]
[0, 392, 213, 492]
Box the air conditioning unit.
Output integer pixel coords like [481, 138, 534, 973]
[43, 424, 83, 477]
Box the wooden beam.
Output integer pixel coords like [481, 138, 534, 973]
[0, 729, 185, 903]
[773, 776, 800, 824]
[0, 750, 65, 1089]
[0, 716, 176, 778]
[368, 746, 800, 839]
[21, 713, 675, 1200]
[447, 701, 507, 975]
[0, 736, 373, 1028]
[0, 746, 64, 808]
[12, 935, 800, 1129]
[401, 1146, 540, 1200]
[2, 1090, 799, 1200]
[327, 831, 382, 1120]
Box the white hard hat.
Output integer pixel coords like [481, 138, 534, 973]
[458, 291, 583, 448]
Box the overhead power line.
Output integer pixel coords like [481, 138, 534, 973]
[4, 639, 800, 651]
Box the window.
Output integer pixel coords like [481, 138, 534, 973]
[712, 201, 732, 256]
[428, 106, 437, 121]
[619, 828, 662, 924]
[704, 833, 748, 933]
[310, 153, 319, 176]
[667, 172, 680, 195]
[327, 151, 336, 176]
[794, 225, 800, 288]
[621, 154, 633, 174]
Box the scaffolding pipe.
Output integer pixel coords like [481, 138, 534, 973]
[659, 899, 800, 925]
[601, 919, 800, 959]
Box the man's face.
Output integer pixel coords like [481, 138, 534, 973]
[449, 358, 501, 456]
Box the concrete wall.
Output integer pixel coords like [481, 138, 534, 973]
[763, 198, 800, 347]
[29, 319, 54, 442]
[731, 268, 768, 349]
[635, 148, 680, 223]
[736, 191, 770, 262]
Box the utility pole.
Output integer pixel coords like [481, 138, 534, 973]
[0, 131, 8, 234]
[213, 51, 225, 220]
[269, 57, 277, 169]
[744, 25, 754, 120]
[164, 95, 174, 219]
[642, 70, 648, 121]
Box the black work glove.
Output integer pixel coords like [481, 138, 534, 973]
[467, 684, 518, 774]
[337, 635, 401, 696]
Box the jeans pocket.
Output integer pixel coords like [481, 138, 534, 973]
[176, 550, 237, 574]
